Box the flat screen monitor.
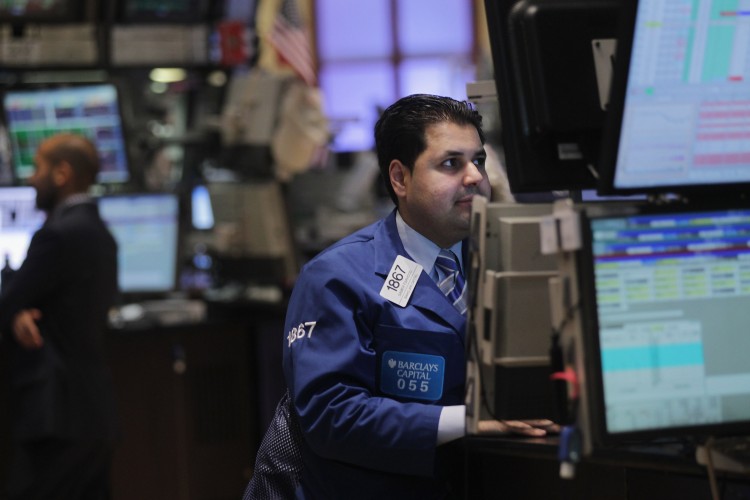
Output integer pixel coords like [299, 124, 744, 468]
[483, 0, 620, 193]
[98, 193, 180, 297]
[598, 0, 750, 196]
[578, 204, 750, 446]
[0, 186, 45, 290]
[2, 83, 130, 185]
[118, 0, 208, 23]
[0, 0, 81, 22]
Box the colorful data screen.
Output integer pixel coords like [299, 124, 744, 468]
[587, 207, 750, 438]
[606, 0, 750, 192]
[3, 83, 130, 184]
[98, 193, 180, 294]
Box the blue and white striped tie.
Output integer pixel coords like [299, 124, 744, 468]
[436, 249, 467, 315]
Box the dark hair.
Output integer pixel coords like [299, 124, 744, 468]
[374, 94, 485, 205]
[44, 133, 100, 188]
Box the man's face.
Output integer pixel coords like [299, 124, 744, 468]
[393, 122, 490, 248]
[29, 145, 58, 213]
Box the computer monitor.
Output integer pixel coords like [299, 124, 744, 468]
[97, 192, 180, 298]
[2, 83, 131, 185]
[0, 0, 82, 22]
[0, 186, 45, 290]
[483, 0, 620, 193]
[578, 203, 750, 446]
[118, 0, 209, 23]
[598, 0, 750, 197]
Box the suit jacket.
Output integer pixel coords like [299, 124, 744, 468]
[283, 209, 467, 499]
[0, 200, 119, 442]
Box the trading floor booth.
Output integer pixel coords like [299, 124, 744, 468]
[467, 0, 750, 497]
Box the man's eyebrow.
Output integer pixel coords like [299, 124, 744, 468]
[443, 148, 486, 157]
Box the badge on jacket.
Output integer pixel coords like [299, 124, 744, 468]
[380, 255, 422, 307]
[380, 351, 445, 401]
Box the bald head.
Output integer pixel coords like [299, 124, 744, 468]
[30, 133, 100, 212]
[38, 133, 100, 190]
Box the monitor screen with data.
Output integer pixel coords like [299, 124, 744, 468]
[580, 205, 750, 444]
[119, 0, 208, 22]
[599, 0, 750, 195]
[2, 83, 130, 185]
[98, 193, 180, 295]
[0, 0, 81, 22]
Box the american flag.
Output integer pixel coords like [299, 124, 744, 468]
[267, 0, 317, 86]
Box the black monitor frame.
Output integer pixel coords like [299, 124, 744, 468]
[577, 201, 750, 447]
[597, 0, 750, 198]
[483, 0, 621, 194]
[1, 81, 132, 186]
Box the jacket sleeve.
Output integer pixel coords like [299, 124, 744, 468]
[0, 227, 63, 336]
[283, 256, 443, 477]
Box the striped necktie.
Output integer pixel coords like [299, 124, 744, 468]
[435, 249, 467, 315]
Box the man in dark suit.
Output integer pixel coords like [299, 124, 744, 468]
[0, 133, 119, 499]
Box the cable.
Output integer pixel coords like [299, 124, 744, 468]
[586, 163, 600, 180]
[704, 437, 721, 500]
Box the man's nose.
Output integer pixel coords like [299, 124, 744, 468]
[463, 162, 484, 184]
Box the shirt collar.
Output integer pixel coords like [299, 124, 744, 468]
[395, 210, 463, 277]
[50, 193, 93, 220]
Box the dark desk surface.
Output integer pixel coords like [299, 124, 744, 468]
[465, 435, 750, 500]
[468, 434, 701, 470]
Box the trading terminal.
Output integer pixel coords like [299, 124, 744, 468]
[1, 0, 750, 498]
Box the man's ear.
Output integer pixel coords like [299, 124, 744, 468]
[389, 160, 409, 199]
[51, 161, 73, 188]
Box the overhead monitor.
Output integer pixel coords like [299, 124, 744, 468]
[598, 0, 750, 196]
[118, 0, 209, 23]
[578, 204, 750, 446]
[98, 192, 180, 297]
[0, 0, 82, 22]
[483, 0, 620, 193]
[2, 83, 131, 185]
[0, 186, 45, 290]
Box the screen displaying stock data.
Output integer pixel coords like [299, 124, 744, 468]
[609, 0, 750, 192]
[588, 207, 750, 436]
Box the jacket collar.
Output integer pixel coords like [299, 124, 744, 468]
[48, 194, 94, 221]
[374, 210, 467, 336]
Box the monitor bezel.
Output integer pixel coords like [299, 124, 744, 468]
[597, 0, 750, 198]
[1, 81, 132, 186]
[577, 201, 750, 448]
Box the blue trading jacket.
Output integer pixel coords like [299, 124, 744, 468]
[284, 209, 467, 499]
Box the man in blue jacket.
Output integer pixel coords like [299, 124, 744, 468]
[250, 94, 554, 499]
[0, 133, 119, 499]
